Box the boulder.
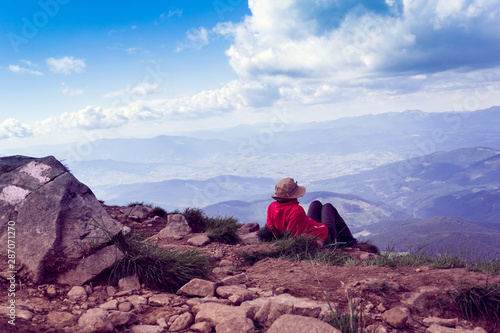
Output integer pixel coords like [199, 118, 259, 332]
[193, 302, 253, 329]
[78, 308, 114, 333]
[126, 295, 149, 311]
[58, 246, 124, 285]
[190, 321, 211, 333]
[188, 235, 211, 246]
[158, 214, 192, 238]
[216, 285, 254, 305]
[177, 278, 217, 297]
[220, 273, 248, 286]
[267, 314, 340, 333]
[253, 293, 331, 326]
[240, 232, 260, 245]
[118, 274, 141, 291]
[128, 205, 151, 219]
[0, 156, 124, 284]
[169, 312, 194, 332]
[215, 316, 255, 333]
[149, 294, 171, 307]
[99, 299, 118, 311]
[67, 286, 88, 303]
[381, 307, 408, 329]
[107, 311, 139, 327]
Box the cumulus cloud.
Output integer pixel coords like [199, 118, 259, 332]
[211, 0, 500, 107]
[0, 118, 32, 139]
[46, 56, 86, 75]
[8, 65, 43, 76]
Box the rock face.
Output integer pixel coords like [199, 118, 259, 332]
[158, 214, 192, 238]
[0, 155, 124, 284]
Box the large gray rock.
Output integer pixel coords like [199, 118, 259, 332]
[0, 156, 124, 284]
[58, 246, 124, 285]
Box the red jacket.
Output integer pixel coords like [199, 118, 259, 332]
[266, 199, 328, 243]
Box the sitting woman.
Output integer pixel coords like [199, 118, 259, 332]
[266, 177, 357, 247]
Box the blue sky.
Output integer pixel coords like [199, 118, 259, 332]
[1, 0, 500, 148]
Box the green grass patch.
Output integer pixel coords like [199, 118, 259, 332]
[127, 201, 152, 208]
[182, 207, 242, 244]
[240, 233, 349, 266]
[182, 207, 208, 233]
[323, 288, 364, 333]
[357, 248, 500, 274]
[205, 216, 242, 244]
[452, 284, 500, 323]
[243, 234, 500, 276]
[109, 232, 211, 291]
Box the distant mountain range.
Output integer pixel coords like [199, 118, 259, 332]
[2, 107, 499, 189]
[308, 147, 500, 223]
[203, 191, 410, 230]
[359, 216, 500, 260]
[92, 175, 276, 211]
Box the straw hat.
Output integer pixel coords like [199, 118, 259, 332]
[271, 177, 306, 200]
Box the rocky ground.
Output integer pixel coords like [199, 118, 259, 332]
[1, 204, 499, 333]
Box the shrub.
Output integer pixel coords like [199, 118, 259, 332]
[257, 226, 276, 242]
[109, 232, 211, 291]
[152, 206, 167, 218]
[182, 208, 242, 244]
[182, 207, 208, 233]
[205, 216, 242, 244]
[452, 284, 500, 323]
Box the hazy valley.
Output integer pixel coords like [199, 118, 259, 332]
[2, 106, 499, 258]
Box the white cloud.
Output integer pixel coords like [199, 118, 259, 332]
[0, 118, 32, 139]
[46, 56, 86, 75]
[176, 27, 210, 52]
[60, 83, 84, 96]
[8, 65, 43, 76]
[103, 82, 160, 99]
[210, 0, 500, 108]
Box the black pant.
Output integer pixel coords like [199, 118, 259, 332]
[307, 200, 357, 246]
